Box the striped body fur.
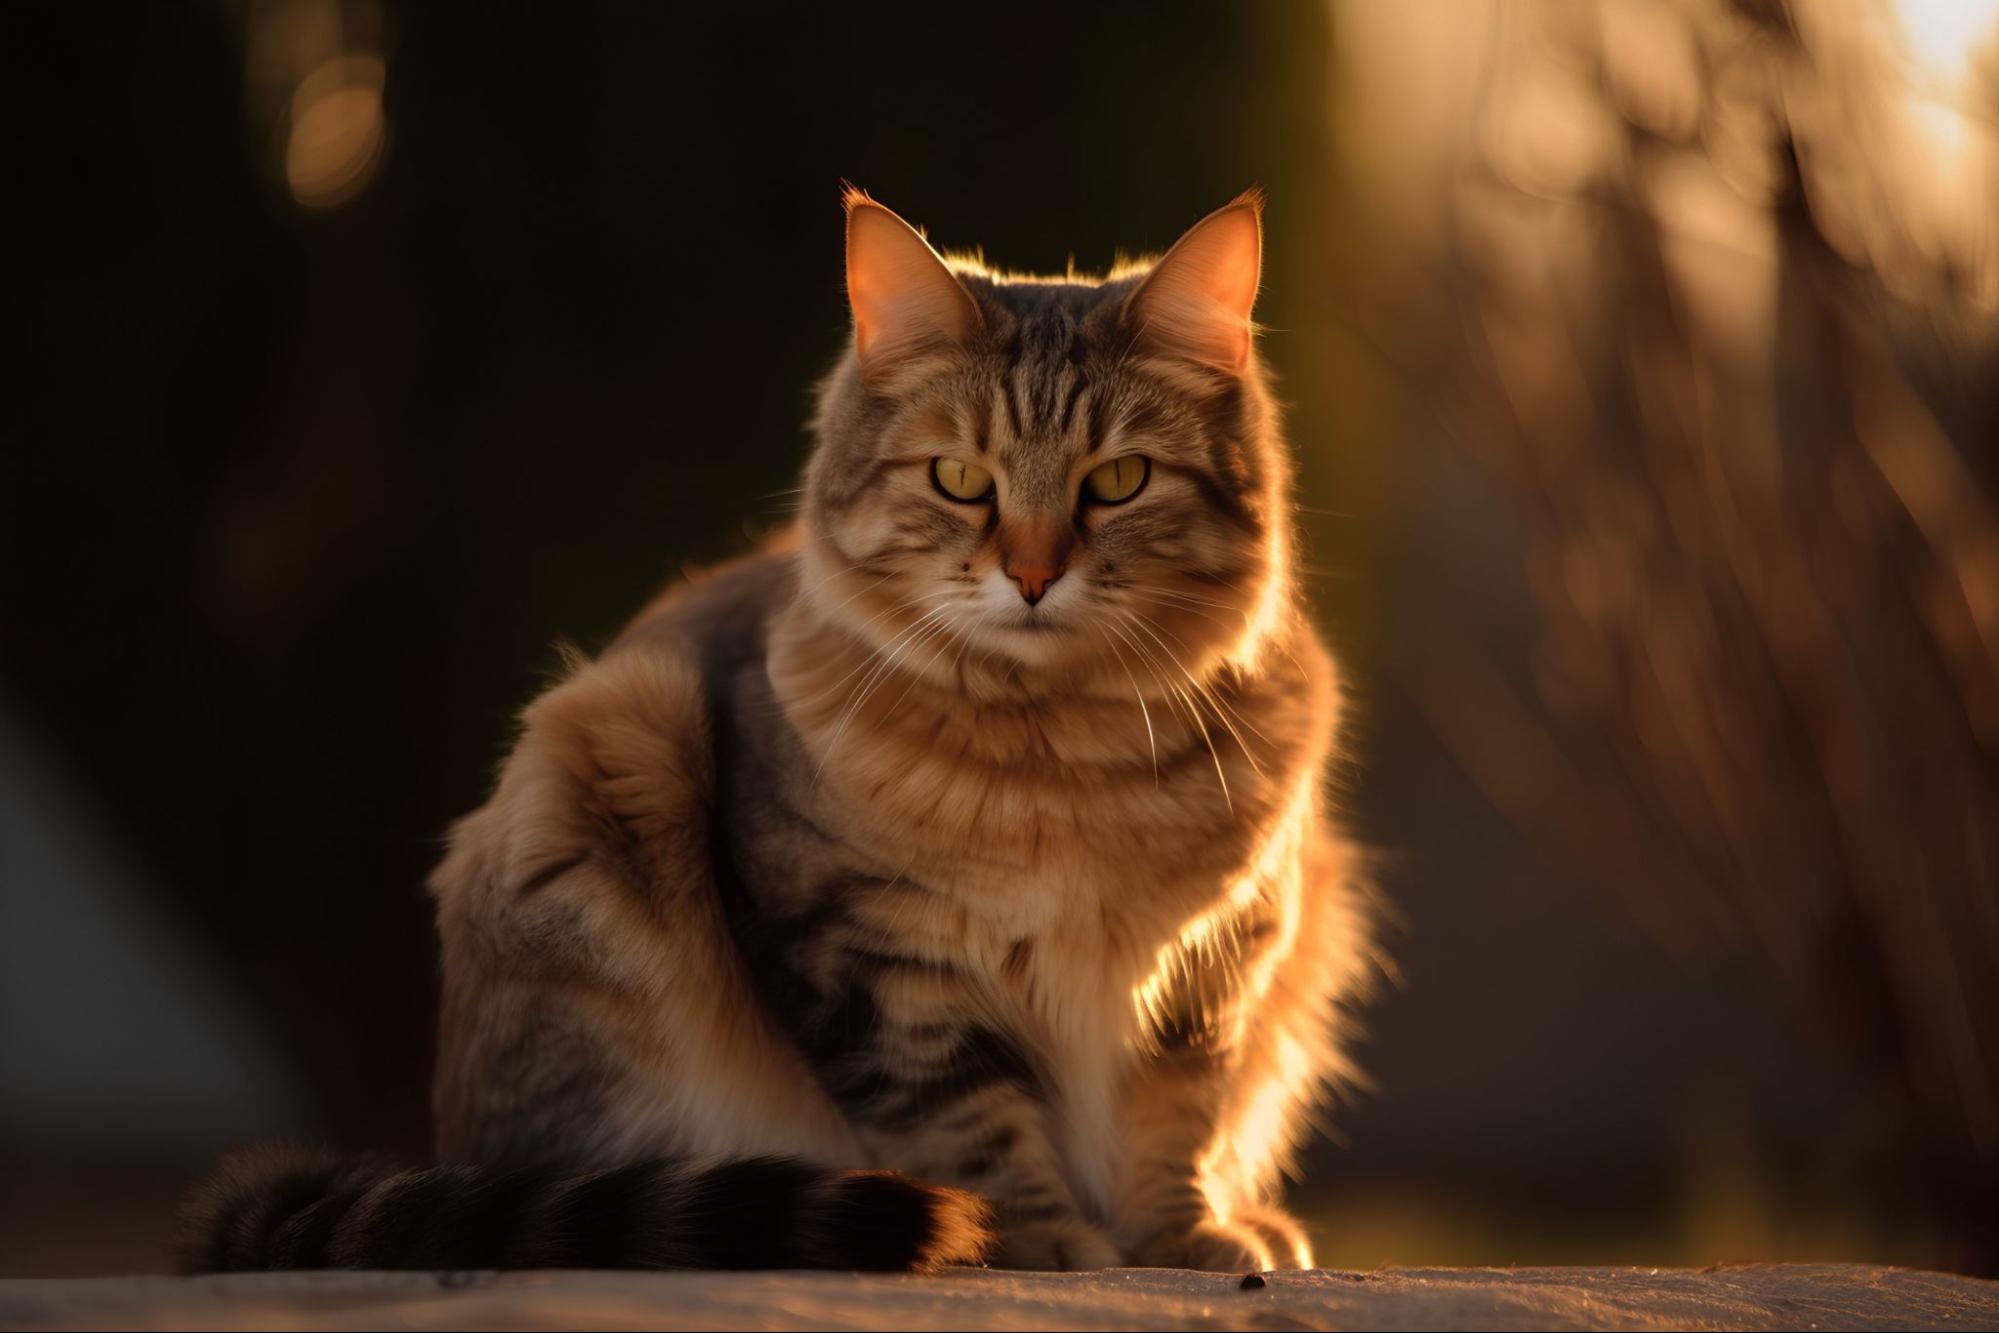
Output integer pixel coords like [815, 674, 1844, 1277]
[182, 192, 1372, 1274]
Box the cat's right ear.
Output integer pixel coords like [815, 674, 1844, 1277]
[845, 189, 979, 378]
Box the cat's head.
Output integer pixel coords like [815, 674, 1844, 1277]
[802, 190, 1291, 695]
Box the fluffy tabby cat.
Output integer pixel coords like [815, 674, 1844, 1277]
[182, 189, 1372, 1274]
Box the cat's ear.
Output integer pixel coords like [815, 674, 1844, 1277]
[1124, 192, 1263, 374]
[844, 190, 979, 374]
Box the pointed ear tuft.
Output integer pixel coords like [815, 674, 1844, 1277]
[1125, 194, 1264, 373]
[844, 193, 979, 375]
[839, 180, 874, 214]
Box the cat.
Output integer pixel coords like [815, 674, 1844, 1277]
[181, 188, 1373, 1274]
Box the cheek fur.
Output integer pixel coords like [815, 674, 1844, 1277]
[840, 485, 988, 569]
[1085, 483, 1258, 580]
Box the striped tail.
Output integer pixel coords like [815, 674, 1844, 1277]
[178, 1144, 992, 1273]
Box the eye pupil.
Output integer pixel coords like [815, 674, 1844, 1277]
[1085, 455, 1149, 504]
[932, 457, 994, 502]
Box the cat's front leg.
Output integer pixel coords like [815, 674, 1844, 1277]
[857, 1035, 1123, 1270]
[799, 958, 1123, 1270]
[1112, 1037, 1283, 1272]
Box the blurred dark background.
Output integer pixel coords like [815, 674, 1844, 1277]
[3, 0, 1995, 1278]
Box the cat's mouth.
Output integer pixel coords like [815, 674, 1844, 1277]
[975, 609, 1077, 659]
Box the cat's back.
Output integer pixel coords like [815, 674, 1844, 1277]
[614, 534, 800, 670]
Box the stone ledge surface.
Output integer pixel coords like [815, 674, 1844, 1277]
[3, 1262, 1997, 1331]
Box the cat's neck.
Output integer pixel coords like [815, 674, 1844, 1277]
[760, 581, 1336, 933]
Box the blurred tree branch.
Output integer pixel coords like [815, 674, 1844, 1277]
[1336, 0, 1999, 1261]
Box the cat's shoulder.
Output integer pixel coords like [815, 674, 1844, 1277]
[512, 536, 804, 812]
[432, 538, 801, 913]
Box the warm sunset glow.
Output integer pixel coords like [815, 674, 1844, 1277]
[1894, 0, 1999, 92]
[245, 0, 388, 212]
[285, 55, 386, 210]
[1885, 0, 1999, 308]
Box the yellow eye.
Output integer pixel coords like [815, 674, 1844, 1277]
[1083, 455, 1149, 504]
[931, 458, 995, 502]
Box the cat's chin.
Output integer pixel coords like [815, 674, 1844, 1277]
[968, 618, 1084, 669]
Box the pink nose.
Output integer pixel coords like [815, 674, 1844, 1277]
[1008, 564, 1062, 605]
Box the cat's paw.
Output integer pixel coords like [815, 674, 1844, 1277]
[1135, 1219, 1275, 1273]
[1226, 1201, 1313, 1270]
[994, 1217, 1125, 1271]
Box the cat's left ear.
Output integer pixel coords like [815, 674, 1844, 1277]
[845, 189, 980, 377]
[1124, 191, 1263, 374]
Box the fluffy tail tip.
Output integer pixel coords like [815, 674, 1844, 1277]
[822, 1169, 993, 1271]
[175, 1142, 398, 1273]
